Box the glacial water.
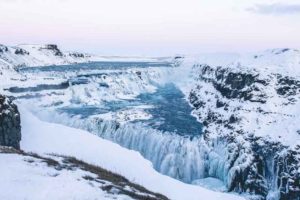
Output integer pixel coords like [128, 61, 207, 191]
[56, 83, 202, 136]
[19, 61, 173, 73]
[136, 83, 202, 135]
[14, 61, 202, 136]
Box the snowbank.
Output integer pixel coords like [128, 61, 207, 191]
[0, 153, 119, 200]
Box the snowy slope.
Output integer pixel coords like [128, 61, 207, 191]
[0, 154, 110, 200]
[1, 44, 90, 67]
[19, 107, 244, 200]
[0, 147, 168, 200]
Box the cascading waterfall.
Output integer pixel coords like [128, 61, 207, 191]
[16, 60, 238, 188]
[89, 119, 234, 186]
[266, 156, 281, 200]
[33, 110, 230, 183]
[16, 62, 241, 191]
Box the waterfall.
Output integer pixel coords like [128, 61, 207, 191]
[34, 110, 212, 183]
[77, 118, 209, 183]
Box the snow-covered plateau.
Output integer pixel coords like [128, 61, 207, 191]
[0, 44, 299, 200]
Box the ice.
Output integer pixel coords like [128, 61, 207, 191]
[192, 177, 227, 192]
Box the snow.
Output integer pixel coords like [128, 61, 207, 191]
[0, 154, 131, 200]
[181, 48, 300, 78]
[192, 177, 227, 192]
[0, 44, 170, 70]
[94, 105, 153, 124]
[19, 107, 244, 200]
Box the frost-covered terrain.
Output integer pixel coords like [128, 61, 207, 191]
[0, 146, 169, 200]
[1, 44, 299, 200]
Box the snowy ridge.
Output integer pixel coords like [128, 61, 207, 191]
[0, 44, 91, 68]
[0, 43, 168, 69]
[182, 48, 300, 78]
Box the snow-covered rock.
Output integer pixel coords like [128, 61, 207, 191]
[178, 49, 300, 200]
[0, 95, 21, 149]
[0, 44, 97, 68]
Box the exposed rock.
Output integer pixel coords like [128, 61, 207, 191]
[0, 44, 9, 53]
[69, 52, 85, 58]
[14, 48, 30, 55]
[0, 95, 21, 149]
[276, 76, 300, 98]
[41, 44, 63, 56]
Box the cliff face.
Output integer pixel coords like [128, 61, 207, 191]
[188, 63, 300, 200]
[0, 95, 21, 149]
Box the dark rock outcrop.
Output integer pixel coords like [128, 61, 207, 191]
[69, 52, 85, 58]
[41, 44, 63, 57]
[15, 48, 30, 55]
[0, 95, 21, 149]
[0, 45, 9, 53]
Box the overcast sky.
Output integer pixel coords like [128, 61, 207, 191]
[0, 0, 300, 56]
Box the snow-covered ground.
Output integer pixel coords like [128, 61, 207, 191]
[17, 107, 244, 200]
[0, 152, 138, 200]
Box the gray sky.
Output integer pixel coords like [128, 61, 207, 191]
[0, 0, 300, 56]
